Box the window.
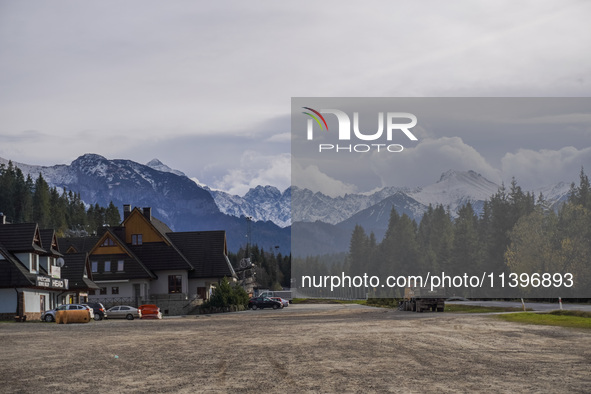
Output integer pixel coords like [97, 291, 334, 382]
[117, 260, 124, 272]
[88, 289, 95, 296]
[168, 275, 182, 294]
[101, 238, 115, 247]
[91, 261, 98, 273]
[131, 234, 143, 245]
[104, 261, 111, 272]
[100, 287, 107, 295]
[112, 287, 119, 295]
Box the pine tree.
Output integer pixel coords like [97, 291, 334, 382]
[0, 161, 16, 221]
[13, 168, 32, 222]
[451, 202, 480, 275]
[105, 201, 121, 226]
[32, 174, 51, 227]
[48, 187, 67, 234]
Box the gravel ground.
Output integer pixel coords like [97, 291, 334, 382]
[1, 304, 590, 393]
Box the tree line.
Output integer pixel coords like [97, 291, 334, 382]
[0, 161, 121, 236]
[297, 169, 591, 299]
[228, 244, 291, 291]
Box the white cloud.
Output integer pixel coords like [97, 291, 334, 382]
[213, 152, 291, 196]
[265, 133, 291, 143]
[292, 162, 358, 198]
[501, 146, 591, 189]
[369, 137, 501, 188]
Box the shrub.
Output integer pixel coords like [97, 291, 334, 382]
[203, 277, 249, 309]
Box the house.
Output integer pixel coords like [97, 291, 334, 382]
[0, 216, 69, 321]
[60, 252, 99, 304]
[59, 205, 236, 314]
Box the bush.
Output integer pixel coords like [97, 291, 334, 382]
[203, 277, 249, 309]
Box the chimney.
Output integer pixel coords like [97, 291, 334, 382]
[143, 207, 152, 221]
[0, 213, 5, 225]
[123, 204, 131, 220]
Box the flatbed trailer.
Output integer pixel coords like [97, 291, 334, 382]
[399, 286, 445, 312]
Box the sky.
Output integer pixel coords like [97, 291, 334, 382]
[291, 98, 591, 196]
[1, 0, 590, 196]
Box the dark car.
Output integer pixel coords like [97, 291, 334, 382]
[83, 302, 107, 321]
[248, 297, 283, 310]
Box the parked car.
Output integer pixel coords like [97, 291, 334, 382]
[41, 304, 92, 322]
[83, 302, 107, 320]
[248, 297, 283, 310]
[138, 304, 162, 319]
[271, 297, 289, 307]
[105, 305, 142, 320]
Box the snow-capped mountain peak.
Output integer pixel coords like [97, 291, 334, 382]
[146, 158, 186, 177]
[412, 170, 500, 210]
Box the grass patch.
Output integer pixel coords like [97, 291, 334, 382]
[496, 311, 591, 329]
[548, 310, 591, 318]
[445, 304, 530, 313]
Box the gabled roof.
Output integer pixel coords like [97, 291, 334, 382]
[0, 223, 46, 253]
[167, 231, 236, 279]
[0, 242, 35, 287]
[122, 207, 172, 245]
[59, 236, 101, 254]
[151, 217, 173, 239]
[62, 253, 99, 290]
[88, 228, 156, 280]
[128, 242, 193, 272]
[39, 229, 63, 257]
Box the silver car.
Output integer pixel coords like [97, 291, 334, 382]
[105, 305, 142, 320]
[41, 304, 94, 322]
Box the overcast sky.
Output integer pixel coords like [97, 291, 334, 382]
[1, 1, 590, 195]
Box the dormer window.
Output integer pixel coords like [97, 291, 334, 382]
[101, 238, 115, 247]
[131, 234, 143, 245]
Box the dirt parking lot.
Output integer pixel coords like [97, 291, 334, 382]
[1, 304, 590, 393]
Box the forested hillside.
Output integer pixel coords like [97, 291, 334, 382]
[296, 169, 591, 299]
[0, 161, 120, 235]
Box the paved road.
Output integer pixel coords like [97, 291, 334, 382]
[446, 299, 591, 312]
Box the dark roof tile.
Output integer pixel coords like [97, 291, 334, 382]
[167, 231, 235, 279]
[0, 223, 46, 253]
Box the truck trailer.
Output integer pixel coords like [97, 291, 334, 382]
[399, 286, 445, 312]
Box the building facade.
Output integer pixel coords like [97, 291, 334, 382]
[59, 205, 236, 315]
[0, 217, 69, 320]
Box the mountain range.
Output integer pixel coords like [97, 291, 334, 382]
[0, 155, 572, 255]
[0, 154, 290, 253]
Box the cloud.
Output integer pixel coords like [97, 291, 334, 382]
[292, 162, 358, 197]
[265, 133, 291, 143]
[369, 137, 501, 188]
[501, 146, 591, 189]
[212, 152, 291, 196]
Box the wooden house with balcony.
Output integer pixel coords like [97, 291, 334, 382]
[59, 205, 236, 314]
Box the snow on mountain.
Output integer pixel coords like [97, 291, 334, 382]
[408, 170, 500, 216]
[534, 181, 572, 208]
[0, 153, 574, 232]
[0, 154, 291, 252]
[291, 185, 412, 225]
[291, 171, 500, 225]
[209, 186, 291, 228]
[146, 158, 186, 177]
